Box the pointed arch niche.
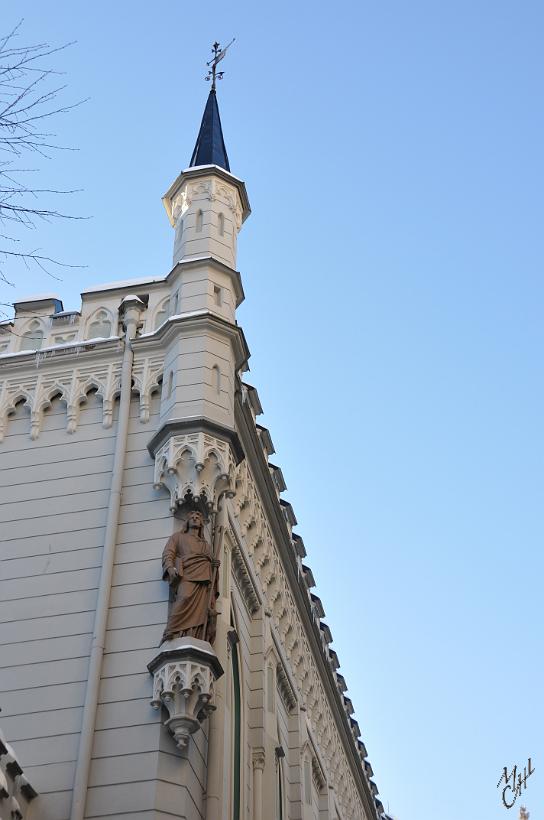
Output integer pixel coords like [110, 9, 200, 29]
[19, 320, 45, 352]
[86, 309, 113, 340]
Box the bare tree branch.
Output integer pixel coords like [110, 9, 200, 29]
[0, 19, 87, 300]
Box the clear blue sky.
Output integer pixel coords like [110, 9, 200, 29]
[4, 3, 543, 818]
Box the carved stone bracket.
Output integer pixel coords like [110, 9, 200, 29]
[252, 748, 266, 771]
[148, 638, 223, 750]
[276, 661, 297, 713]
[153, 431, 237, 512]
[230, 539, 261, 616]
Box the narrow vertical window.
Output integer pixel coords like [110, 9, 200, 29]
[196, 209, 203, 232]
[171, 291, 179, 316]
[166, 371, 174, 399]
[213, 285, 222, 306]
[218, 212, 225, 236]
[212, 364, 221, 395]
[230, 633, 241, 820]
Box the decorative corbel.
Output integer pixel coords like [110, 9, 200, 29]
[153, 431, 236, 513]
[148, 638, 223, 750]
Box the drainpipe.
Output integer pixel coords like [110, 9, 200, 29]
[70, 295, 143, 820]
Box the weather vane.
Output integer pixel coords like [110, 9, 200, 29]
[205, 39, 235, 91]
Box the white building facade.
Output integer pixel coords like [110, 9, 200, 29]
[0, 88, 388, 820]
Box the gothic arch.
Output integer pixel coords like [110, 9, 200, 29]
[19, 319, 45, 352]
[86, 308, 114, 340]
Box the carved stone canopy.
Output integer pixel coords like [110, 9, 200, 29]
[153, 430, 238, 513]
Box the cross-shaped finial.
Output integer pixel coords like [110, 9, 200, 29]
[205, 39, 235, 91]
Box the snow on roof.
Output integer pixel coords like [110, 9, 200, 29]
[82, 276, 166, 295]
[182, 164, 245, 184]
[13, 293, 61, 304]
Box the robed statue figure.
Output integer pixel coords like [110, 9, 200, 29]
[161, 510, 219, 645]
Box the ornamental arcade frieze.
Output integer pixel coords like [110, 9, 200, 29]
[0, 351, 163, 442]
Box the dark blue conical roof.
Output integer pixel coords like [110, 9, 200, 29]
[189, 89, 230, 172]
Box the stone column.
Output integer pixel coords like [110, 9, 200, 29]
[252, 749, 266, 820]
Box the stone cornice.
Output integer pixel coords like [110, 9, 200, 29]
[134, 311, 250, 371]
[147, 418, 244, 464]
[80, 256, 245, 307]
[234, 396, 379, 819]
[170, 257, 244, 307]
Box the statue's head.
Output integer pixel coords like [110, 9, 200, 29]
[184, 509, 204, 535]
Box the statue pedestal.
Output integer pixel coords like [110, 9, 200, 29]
[148, 637, 224, 749]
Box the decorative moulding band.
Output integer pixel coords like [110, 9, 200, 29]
[147, 417, 245, 464]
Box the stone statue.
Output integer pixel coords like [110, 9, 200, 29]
[161, 510, 219, 645]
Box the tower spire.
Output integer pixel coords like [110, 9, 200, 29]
[189, 40, 234, 172]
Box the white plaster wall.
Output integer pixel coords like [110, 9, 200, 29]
[172, 177, 241, 271]
[0, 392, 114, 820]
[159, 329, 235, 429]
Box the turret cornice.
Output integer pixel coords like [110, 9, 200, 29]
[134, 310, 250, 371]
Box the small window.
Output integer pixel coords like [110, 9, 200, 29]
[20, 320, 44, 351]
[166, 371, 174, 399]
[196, 209, 203, 232]
[171, 291, 179, 316]
[213, 285, 222, 306]
[218, 212, 225, 236]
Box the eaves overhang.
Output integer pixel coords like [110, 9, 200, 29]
[234, 396, 381, 819]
